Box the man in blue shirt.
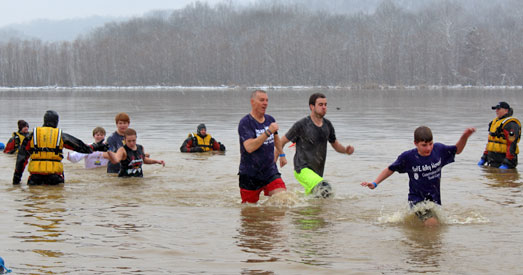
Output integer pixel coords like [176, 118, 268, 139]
[361, 126, 475, 226]
[238, 90, 287, 203]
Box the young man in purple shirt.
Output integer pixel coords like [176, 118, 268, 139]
[361, 126, 475, 226]
[238, 90, 287, 203]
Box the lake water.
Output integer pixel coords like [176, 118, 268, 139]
[0, 88, 521, 274]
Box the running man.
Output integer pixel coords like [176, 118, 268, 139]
[238, 90, 287, 203]
[280, 93, 354, 198]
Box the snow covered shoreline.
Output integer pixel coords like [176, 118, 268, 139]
[0, 85, 522, 92]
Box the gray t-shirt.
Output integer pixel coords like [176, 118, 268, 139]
[284, 116, 336, 176]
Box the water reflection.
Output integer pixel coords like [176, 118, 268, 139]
[12, 185, 67, 273]
[236, 206, 286, 263]
[240, 269, 274, 275]
[481, 168, 522, 208]
[292, 206, 328, 231]
[290, 205, 332, 266]
[401, 226, 444, 273]
[482, 167, 521, 187]
[95, 202, 144, 235]
[16, 186, 66, 245]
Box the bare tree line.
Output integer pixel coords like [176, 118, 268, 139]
[1, 0, 523, 87]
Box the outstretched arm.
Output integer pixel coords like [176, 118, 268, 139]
[143, 147, 165, 166]
[361, 168, 394, 189]
[455, 128, 476, 154]
[144, 157, 165, 166]
[67, 151, 88, 163]
[62, 132, 93, 154]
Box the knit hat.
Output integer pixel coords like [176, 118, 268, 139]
[17, 120, 28, 131]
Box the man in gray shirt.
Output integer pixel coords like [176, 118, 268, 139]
[280, 93, 354, 198]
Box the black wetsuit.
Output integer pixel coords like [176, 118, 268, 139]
[118, 144, 145, 177]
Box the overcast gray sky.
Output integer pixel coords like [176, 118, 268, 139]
[0, 0, 247, 27]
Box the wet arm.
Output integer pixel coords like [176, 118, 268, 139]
[361, 168, 394, 189]
[455, 127, 476, 154]
[243, 122, 279, 154]
[273, 133, 288, 167]
[143, 147, 165, 166]
[243, 132, 270, 153]
[274, 134, 283, 156]
[277, 135, 290, 165]
[280, 135, 290, 149]
[144, 156, 165, 166]
[331, 140, 354, 155]
[106, 147, 125, 164]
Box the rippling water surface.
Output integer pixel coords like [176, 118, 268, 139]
[0, 88, 521, 274]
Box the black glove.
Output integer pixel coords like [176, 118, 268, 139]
[91, 142, 109, 152]
[192, 147, 204, 152]
[13, 173, 21, 185]
[219, 142, 226, 151]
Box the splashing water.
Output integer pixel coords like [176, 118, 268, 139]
[377, 201, 490, 226]
[261, 191, 301, 207]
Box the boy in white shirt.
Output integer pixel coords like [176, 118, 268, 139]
[67, 127, 109, 169]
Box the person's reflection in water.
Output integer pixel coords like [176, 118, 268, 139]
[290, 205, 331, 266]
[236, 206, 286, 274]
[483, 167, 521, 187]
[293, 206, 327, 231]
[401, 226, 444, 273]
[17, 186, 67, 258]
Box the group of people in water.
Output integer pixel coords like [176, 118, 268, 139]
[238, 90, 519, 226]
[7, 111, 165, 184]
[3, 90, 520, 226]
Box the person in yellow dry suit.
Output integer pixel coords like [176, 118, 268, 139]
[180, 123, 226, 153]
[12, 110, 108, 185]
[478, 101, 521, 169]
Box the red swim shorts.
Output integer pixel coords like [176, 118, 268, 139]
[239, 174, 286, 203]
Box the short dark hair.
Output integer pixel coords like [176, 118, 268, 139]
[414, 126, 433, 143]
[309, 93, 326, 106]
[124, 128, 137, 137]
